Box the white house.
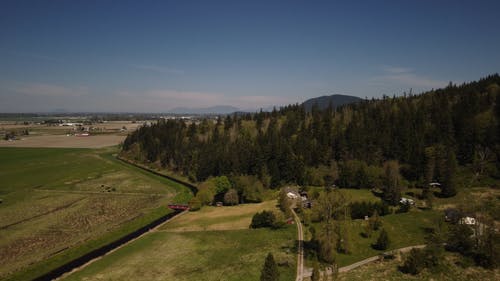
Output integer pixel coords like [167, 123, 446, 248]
[459, 216, 477, 225]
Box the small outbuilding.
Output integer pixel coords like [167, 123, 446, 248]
[459, 216, 477, 225]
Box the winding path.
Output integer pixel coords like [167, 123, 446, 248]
[291, 208, 304, 281]
[337, 244, 426, 273]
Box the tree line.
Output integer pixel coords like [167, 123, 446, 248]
[122, 74, 500, 197]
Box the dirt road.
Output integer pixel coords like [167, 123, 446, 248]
[291, 208, 304, 281]
[338, 244, 426, 272]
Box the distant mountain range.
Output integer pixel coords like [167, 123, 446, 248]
[167, 94, 362, 114]
[301, 94, 362, 111]
[168, 105, 240, 115]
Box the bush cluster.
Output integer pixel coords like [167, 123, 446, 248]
[372, 228, 390, 250]
[400, 245, 443, 275]
[251, 211, 278, 229]
[350, 201, 390, 219]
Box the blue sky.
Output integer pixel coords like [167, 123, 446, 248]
[1, 0, 499, 112]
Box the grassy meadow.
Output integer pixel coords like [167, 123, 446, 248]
[159, 200, 278, 232]
[338, 252, 499, 281]
[333, 209, 442, 267]
[303, 183, 499, 273]
[303, 188, 442, 268]
[61, 201, 297, 281]
[0, 147, 192, 280]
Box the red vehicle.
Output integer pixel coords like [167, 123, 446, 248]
[168, 204, 189, 210]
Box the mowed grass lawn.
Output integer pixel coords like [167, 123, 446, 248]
[62, 201, 297, 281]
[0, 147, 192, 280]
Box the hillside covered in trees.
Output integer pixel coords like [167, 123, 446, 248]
[121, 74, 500, 199]
[302, 94, 362, 112]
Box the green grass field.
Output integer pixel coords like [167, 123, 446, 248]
[303, 183, 500, 273]
[63, 229, 296, 281]
[339, 188, 381, 203]
[0, 147, 192, 280]
[61, 201, 297, 281]
[338, 252, 499, 281]
[334, 209, 442, 267]
[160, 200, 278, 232]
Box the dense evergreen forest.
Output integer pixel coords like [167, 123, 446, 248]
[122, 74, 500, 196]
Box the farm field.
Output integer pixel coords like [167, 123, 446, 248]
[0, 134, 126, 148]
[0, 120, 143, 148]
[61, 201, 297, 281]
[0, 120, 142, 131]
[0, 147, 192, 280]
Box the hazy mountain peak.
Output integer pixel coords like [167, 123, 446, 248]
[302, 94, 362, 111]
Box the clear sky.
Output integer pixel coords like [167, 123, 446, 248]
[1, 0, 499, 112]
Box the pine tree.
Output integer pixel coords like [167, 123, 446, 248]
[260, 253, 279, 281]
[400, 248, 425, 274]
[369, 210, 382, 231]
[223, 189, 239, 206]
[363, 220, 373, 238]
[311, 259, 320, 281]
[382, 161, 402, 205]
[373, 228, 390, 250]
[121, 75, 500, 192]
[440, 149, 457, 197]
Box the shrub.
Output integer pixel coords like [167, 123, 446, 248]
[196, 187, 215, 206]
[400, 248, 426, 275]
[260, 253, 279, 281]
[188, 197, 201, 211]
[232, 175, 264, 203]
[400, 244, 444, 275]
[311, 259, 320, 281]
[271, 220, 286, 229]
[396, 201, 411, 213]
[373, 228, 390, 250]
[251, 211, 277, 228]
[278, 189, 292, 217]
[350, 201, 390, 219]
[214, 176, 232, 194]
[369, 210, 382, 231]
[223, 188, 239, 205]
[446, 224, 474, 255]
